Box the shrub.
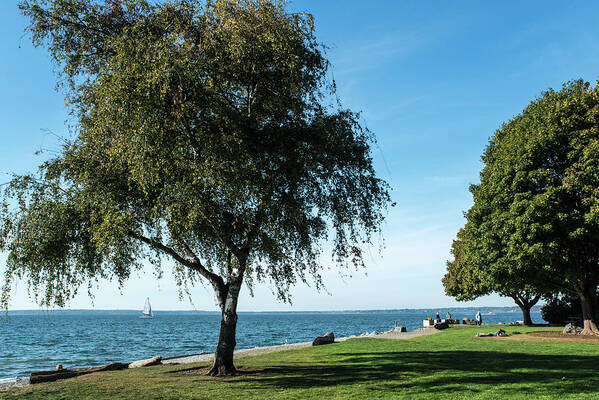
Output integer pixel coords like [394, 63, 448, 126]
[541, 295, 581, 324]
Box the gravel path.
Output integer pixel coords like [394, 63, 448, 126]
[373, 327, 441, 340]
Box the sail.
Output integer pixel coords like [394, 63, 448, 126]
[142, 297, 152, 316]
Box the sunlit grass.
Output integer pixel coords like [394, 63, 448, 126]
[4, 325, 599, 399]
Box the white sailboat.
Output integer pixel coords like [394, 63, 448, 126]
[140, 297, 153, 318]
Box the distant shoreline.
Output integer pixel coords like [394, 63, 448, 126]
[3, 306, 541, 313]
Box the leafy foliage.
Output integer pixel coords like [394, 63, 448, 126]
[444, 80, 599, 323]
[443, 225, 543, 316]
[0, 0, 392, 309]
[443, 227, 491, 301]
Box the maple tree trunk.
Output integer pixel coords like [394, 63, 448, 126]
[576, 282, 599, 335]
[579, 293, 599, 335]
[510, 293, 539, 326]
[519, 305, 533, 326]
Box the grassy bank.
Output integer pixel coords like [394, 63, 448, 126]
[3, 325, 599, 399]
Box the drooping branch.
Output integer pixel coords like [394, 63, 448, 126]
[194, 206, 244, 260]
[244, 197, 267, 251]
[26, 4, 114, 37]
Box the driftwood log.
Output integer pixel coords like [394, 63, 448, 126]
[30, 362, 130, 384]
[129, 356, 162, 368]
[312, 332, 335, 346]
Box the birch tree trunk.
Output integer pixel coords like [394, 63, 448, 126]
[207, 261, 245, 376]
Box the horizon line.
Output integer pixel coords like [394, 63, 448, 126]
[4, 305, 535, 313]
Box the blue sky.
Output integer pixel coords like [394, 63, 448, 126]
[2, 1, 599, 311]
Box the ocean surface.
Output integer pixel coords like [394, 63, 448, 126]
[0, 309, 544, 379]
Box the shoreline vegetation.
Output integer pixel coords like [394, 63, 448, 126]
[5, 324, 598, 399]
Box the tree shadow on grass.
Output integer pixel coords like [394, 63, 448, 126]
[232, 350, 599, 397]
[169, 365, 265, 376]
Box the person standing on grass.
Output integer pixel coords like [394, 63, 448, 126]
[446, 311, 452, 320]
[475, 311, 482, 326]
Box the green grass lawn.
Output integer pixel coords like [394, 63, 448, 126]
[3, 325, 599, 399]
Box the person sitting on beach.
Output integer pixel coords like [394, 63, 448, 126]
[475, 311, 482, 326]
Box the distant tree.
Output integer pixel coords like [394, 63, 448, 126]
[0, 0, 392, 375]
[443, 228, 543, 326]
[445, 80, 599, 334]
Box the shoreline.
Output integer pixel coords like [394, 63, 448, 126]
[1, 327, 440, 390]
[163, 327, 441, 365]
[5, 325, 584, 400]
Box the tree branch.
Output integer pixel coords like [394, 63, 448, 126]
[244, 182, 277, 251]
[509, 293, 524, 308]
[529, 294, 541, 307]
[179, 238, 224, 287]
[129, 230, 223, 288]
[129, 230, 191, 266]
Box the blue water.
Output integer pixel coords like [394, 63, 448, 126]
[0, 309, 544, 379]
